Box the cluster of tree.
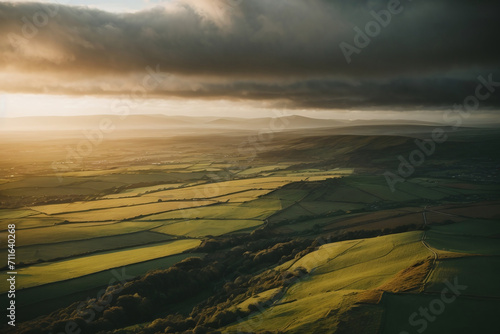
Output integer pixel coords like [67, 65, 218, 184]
[12, 236, 314, 334]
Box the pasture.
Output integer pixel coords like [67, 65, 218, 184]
[52, 200, 215, 222]
[152, 219, 263, 237]
[426, 257, 500, 297]
[4, 231, 174, 264]
[0, 221, 163, 247]
[227, 231, 431, 333]
[0, 239, 201, 292]
[381, 294, 498, 334]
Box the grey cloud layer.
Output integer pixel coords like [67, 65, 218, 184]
[1, 0, 500, 109]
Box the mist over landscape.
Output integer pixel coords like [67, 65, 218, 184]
[1, 1, 499, 334]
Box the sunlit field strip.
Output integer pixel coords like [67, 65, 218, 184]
[102, 182, 196, 199]
[29, 173, 347, 218]
[0, 239, 201, 292]
[13, 253, 207, 313]
[0, 209, 39, 219]
[210, 189, 272, 202]
[139, 199, 283, 221]
[152, 219, 264, 237]
[31, 196, 160, 215]
[0, 231, 174, 264]
[0, 221, 163, 247]
[51, 200, 215, 222]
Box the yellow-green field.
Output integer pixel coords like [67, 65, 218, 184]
[31, 196, 159, 214]
[102, 182, 190, 199]
[0, 209, 39, 219]
[226, 208, 500, 334]
[140, 199, 283, 221]
[212, 189, 272, 202]
[0, 239, 200, 292]
[1, 231, 174, 264]
[152, 219, 264, 237]
[51, 200, 215, 222]
[233, 287, 282, 312]
[0, 221, 162, 246]
[225, 231, 431, 333]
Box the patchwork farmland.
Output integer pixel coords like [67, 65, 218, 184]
[0, 126, 499, 334]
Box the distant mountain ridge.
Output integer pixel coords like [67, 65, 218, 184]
[0, 114, 445, 132]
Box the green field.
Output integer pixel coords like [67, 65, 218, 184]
[0, 221, 163, 247]
[426, 257, 500, 297]
[152, 219, 264, 237]
[102, 182, 189, 199]
[425, 229, 500, 255]
[343, 175, 457, 202]
[381, 294, 498, 334]
[237, 165, 289, 176]
[212, 189, 272, 202]
[0, 239, 201, 292]
[139, 177, 301, 200]
[323, 186, 380, 203]
[0, 208, 39, 219]
[31, 196, 159, 214]
[0, 216, 65, 230]
[140, 199, 283, 221]
[430, 219, 500, 237]
[1, 231, 174, 264]
[52, 200, 215, 222]
[265, 188, 311, 203]
[233, 288, 282, 313]
[299, 201, 365, 214]
[227, 231, 431, 333]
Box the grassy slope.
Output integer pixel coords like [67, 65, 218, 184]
[225, 212, 500, 333]
[381, 215, 500, 334]
[224, 231, 431, 333]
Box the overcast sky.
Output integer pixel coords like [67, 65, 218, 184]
[1, 0, 499, 120]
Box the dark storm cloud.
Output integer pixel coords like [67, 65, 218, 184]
[1, 0, 500, 109]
